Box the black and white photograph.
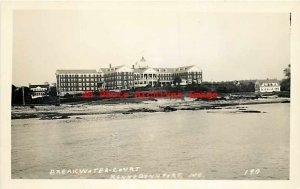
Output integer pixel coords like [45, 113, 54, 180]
[1, 1, 300, 189]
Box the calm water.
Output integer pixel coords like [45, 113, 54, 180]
[11, 103, 289, 179]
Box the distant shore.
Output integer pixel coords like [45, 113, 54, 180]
[11, 96, 290, 120]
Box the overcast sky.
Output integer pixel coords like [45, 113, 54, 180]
[13, 10, 290, 86]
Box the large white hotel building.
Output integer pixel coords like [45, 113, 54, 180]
[56, 57, 203, 96]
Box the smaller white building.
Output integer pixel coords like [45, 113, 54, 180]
[29, 84, 49, 99]
[255, 79, 281, 93]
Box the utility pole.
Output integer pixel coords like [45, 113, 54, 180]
[58, 88, 61, 106]
[22, 87, 25, 106]
[56, 77, 61, 106]
[290, 12, 292, 28]
[289, 13, 292, 33]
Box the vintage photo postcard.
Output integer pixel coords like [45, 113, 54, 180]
[1, 1, 300, 189]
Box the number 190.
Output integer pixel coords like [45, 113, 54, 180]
[244, 169, 260, 175]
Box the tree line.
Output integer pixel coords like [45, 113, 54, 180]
[11, 65, 290, 105]
[280, 64, 290, 92]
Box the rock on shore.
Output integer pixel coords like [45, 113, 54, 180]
[11, 97, 289, 120]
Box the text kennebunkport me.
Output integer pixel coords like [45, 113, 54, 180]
[81, 91, 219, 99]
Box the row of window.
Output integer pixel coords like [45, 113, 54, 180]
[175, 72, 200, 75]
[157, 77, 172, 80]
[260, 87, 280, 91]
[58, 74, 101, 77]
[31, 88, 48, 92]
[32, 92, 46, 96]
[105, 72, 134, 76]
[104, 76, 134, 80]
[135, 77, 161, 80]
[60, 83, 96, 87]
[261, 83, 279, 87]
[60, 87, 98, 91]
[60, 79, 100, 82]
[105, 81, 133, 85]
[135, 75, 159, 79]
[134, 81, 174, 85]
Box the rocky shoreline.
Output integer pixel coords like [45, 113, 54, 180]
[11, 97, 290, 120]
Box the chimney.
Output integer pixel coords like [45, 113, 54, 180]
[109, 64, 111, 68]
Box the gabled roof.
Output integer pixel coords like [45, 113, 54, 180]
[174, 65, 201, 73]
[99, 68, 108, 73]
[99, 65, 133, 74]
[255, 79, 281, 85]
[56, 69, 98, 74]
[153, 68, 176, 73]
[29, 84, 49, 88]
[134, 67, 158, 74]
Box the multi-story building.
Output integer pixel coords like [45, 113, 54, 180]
[29, 83, 49, 99]
[255, 79, 281, 93]
[56, 70, 103, 96]
[154, 68, 175, 87]
[132, 59, 202, 87]
[131, 65, 202, 88]
[99, 64, 134, 90]
[173, 65, 203, 85]
[55, 58, 203, 95]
